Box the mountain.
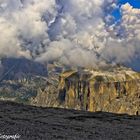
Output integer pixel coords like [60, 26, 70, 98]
[0, 57, 48, 80]
[0, 57, 139, 115]
[31, 66, 140, 115]
[58, 67, 140, 115]
[0, 57, 61, 105]
[126, 57, 140, 72]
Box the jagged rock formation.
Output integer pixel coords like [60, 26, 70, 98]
[58, 67, 140, 115]
[30, 85, 59, 107]
[0, 76, 48, 103]
[0, 56, 49, 103]
[0, 58, 64, 107]
[30, 62, 62, 107]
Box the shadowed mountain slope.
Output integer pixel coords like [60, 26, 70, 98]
[0, 101, 139, 140]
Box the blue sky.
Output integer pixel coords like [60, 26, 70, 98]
[112, 0, 140, 21]
[119, 0, 140, 8]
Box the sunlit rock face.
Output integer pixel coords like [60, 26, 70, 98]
[58, 67, 140, 115]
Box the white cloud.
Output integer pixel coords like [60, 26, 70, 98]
[0, 0, 139, 70]
[101, 3, 140, 68]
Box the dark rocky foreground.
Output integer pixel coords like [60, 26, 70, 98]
[0, 101, 139, 140]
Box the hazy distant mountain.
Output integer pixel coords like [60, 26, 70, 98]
[0, 57, 48, 80]
[125, 57, 140, 72]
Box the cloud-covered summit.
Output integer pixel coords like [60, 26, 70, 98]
[0, 0, 139, 70]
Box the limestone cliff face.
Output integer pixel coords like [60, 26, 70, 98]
[58, 67, 140, 115]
